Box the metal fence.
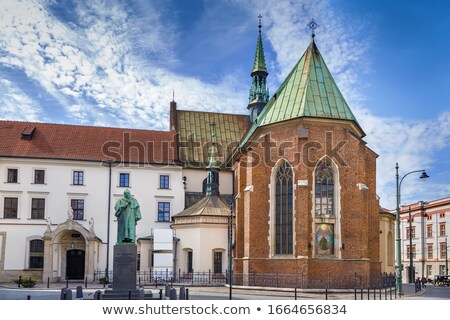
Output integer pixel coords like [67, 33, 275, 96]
[94, 270, 395, 290]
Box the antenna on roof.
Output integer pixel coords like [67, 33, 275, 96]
[307, 19, 319, 39]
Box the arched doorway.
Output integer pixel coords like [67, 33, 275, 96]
[66, 249, 85, 280]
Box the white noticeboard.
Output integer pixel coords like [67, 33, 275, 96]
[153, 228, 173, 250]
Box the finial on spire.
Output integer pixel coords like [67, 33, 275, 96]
[258, 14, 262, 31]
[307, 19, 319, 39]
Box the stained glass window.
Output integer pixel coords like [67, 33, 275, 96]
[275, 161, 293, 255]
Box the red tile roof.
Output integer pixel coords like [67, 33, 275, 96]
[0, 121, 177, 164]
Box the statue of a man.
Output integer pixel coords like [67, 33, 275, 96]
[115, 189, 141, 244]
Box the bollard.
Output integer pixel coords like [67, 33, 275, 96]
[367, 287, 370, 300]
[354, 287, 357, 300]
[47, 277, 50, 289]
[65, 289, 73, 300]
[295, 287, 297, 300]
[76, 286, 83, 299]
[85, 277, 88, 289]
[325, 287, 328, 300]
[360, 287, 363, 300]
[27, 295, 31, 300]
[128, 290, 132, 300]
[60, 288, 67, 300]
[94, 290, 102, 300]
[159, 289, 163, 300]
[179, 286, 186, 300]
[66, 276, 69, 288]
[186, 288, 189, 300]
[165, 285, 171, 297]
[373, 287, 376, 300]
[170, 288, 177, 300]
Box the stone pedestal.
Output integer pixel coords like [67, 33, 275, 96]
[113, 244, 137, 290]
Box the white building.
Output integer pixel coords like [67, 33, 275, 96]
[398, 197, 450, 282]
[0, 121, 184, 282]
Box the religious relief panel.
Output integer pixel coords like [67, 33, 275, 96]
[315, 223, 334, 255]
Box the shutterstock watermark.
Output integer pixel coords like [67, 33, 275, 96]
[100, 131, 349, 168]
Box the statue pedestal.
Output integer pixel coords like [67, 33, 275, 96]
[112, 244, 137, 290]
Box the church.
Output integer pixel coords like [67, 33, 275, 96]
[0, 21, 381, 284]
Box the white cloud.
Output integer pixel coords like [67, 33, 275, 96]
[0, 0, 247, 130]
[0, 79, 43, 121]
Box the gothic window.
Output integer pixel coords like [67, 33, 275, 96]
[275, 160, 293, 255]
[315, 158, 335, 216]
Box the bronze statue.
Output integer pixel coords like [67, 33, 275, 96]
[115, 189, 141, 244]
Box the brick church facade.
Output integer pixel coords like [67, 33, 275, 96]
[232, 28, 381, 280]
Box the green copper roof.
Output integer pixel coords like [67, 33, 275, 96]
[241, 38, 364, 146]
[252, 30, 268, 74]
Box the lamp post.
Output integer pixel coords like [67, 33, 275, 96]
[395, 163, 429, 296]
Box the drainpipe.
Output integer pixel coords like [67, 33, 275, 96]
[106, 161, 112, 276]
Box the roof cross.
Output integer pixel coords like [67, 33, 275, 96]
[258, 14, 262, 30]
[307, 19, 319, 37]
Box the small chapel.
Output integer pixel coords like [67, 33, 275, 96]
[231, 21, 381, 280]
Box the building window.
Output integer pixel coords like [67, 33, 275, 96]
[427, 244, 433, 260]
[406, 227, 416, 239]
[71, 199, 84, 220]
[213, 251, 223, 274]
[31, 198, 45, 219]
[29, 239, 44, 269]
[157, 202, 170, 222]
[275, 160, 293, 255]
[159, 175, 170, 189]
[187, 251, 193, 273]
[426, 215, 432, 221]
[34, 170, 45, 184]
[406, 245, 416, 259]
[439, 265, 445, 275]
[7, 168, 18, 183]
[440, 213, 446, 219]
[315, 158, 334, 216]
[119, 173, 130, 187]
[3, 197, 18, 218]
[427, 224, 433, 238]
[439, 223, 446, 237]
[440, 243, 446, 260]
[426, 265, 432, 276]
[73, 171, 84, 185]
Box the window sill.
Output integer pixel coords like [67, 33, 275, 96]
[157, 188, 171, 190]
[31, 183, 47, 185]
[117, 186, 131, 188]
[0, 217, 19, 220]
[4, 182, 20, 184]
[27, 218, 46, 221]
[155, 220, 171, 223]
[70, 184, 86, 186]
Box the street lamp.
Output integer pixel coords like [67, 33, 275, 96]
[395, 163, 429, 296]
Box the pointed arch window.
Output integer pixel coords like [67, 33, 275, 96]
[275, 161, 293, 255]
[315, 158, 335, 216]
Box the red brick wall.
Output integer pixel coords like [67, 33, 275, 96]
[233, 119, 381, 278]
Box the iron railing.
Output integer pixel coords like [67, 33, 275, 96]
[94, 270, 395, 290]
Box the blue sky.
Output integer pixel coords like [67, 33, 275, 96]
[0, 0, 449, 209]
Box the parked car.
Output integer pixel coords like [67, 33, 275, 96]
[433, 275, 450, 286]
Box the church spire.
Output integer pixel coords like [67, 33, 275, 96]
[248, 14, 269, 123]
[206, 123, 220, 196]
